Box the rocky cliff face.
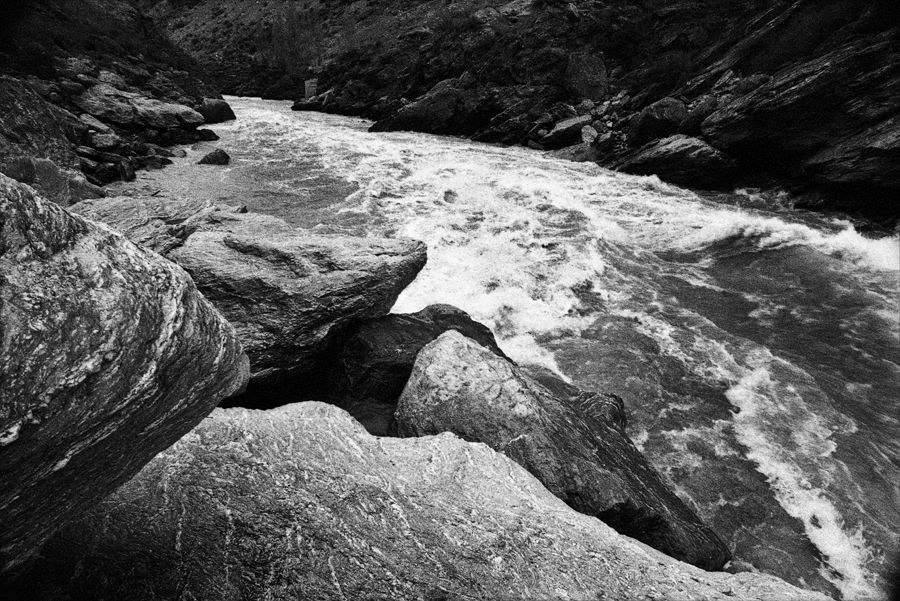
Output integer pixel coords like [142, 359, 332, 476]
[142, 0, 900, 222]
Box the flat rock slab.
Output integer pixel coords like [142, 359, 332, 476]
[395, 331, 731, 570]
[169, 231, 427, 385]
[5, 402, 828, 601]
[73, 83, 203, 130]
[70, 195, 294, 255]
[0, 175, 249, 572]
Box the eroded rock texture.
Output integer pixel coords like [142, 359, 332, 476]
[5, 402, 828, 601]
[0, 175, 249, 573]
[169, 231, 427, 387]
[394, 331, 730, 570]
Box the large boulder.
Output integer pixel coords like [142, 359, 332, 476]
[394, 331, 731, 570]
[4, 402, 829, 601]
[308, 304, 509, 435]
[565, 52, 609, 101]
[370, 77, 483, 136]
[615, 134, 737, 188]
[196, 98, 236, 124]
[72, 83, 204, 130]
[0, 175, 249, 573]
[539, 114, 594, 149]
[629, 97, 687, 147]
[197, 148, 230, 165]
[168, 231, 427, 389]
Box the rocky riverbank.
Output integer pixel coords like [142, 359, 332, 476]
[1, 171, 833, 599]
[140, 0, 900, 225]
[0, 0, 236, 208]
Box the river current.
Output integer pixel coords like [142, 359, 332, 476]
[114, 97, 899, 600]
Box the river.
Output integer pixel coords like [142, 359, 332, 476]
[112, 97, 899, 600]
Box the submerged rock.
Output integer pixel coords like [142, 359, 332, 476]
[0, 175, 249, 573]
[615, 134, 737, 188]
[394, 331, 731, 570]
[309, 304, 508, 435]
[169, 232, 427, 389]
[5, 402, 828, 601]
[197, 148, 230, 165]
[196, 98, 236, 123]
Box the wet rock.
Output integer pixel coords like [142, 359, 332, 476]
[540, 114, 593, 148]
[196, 98, 236, 123]
[615, 134, 737, 189]
[197, 148, 229, 165]
[72, 83, 204, 130]
[549, 142, 602, 163]
[394, 331, 731, 570]
[6, 402, 828, 601]
[168, 232, 427, 389]
[629, 97, 687, 146]
[196, 128, 220, 141]
[565, 52, 609, 101]
[308, 304, 508, 435]
[0, 174, 249, 573]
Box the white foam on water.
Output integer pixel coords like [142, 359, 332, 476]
[726, 362, 883, 600]
[667, 211, 900, 273]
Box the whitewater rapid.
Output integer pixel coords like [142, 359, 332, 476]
[115, 97, 900, 600]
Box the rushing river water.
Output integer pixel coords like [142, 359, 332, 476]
[116, 97, 899, 600]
